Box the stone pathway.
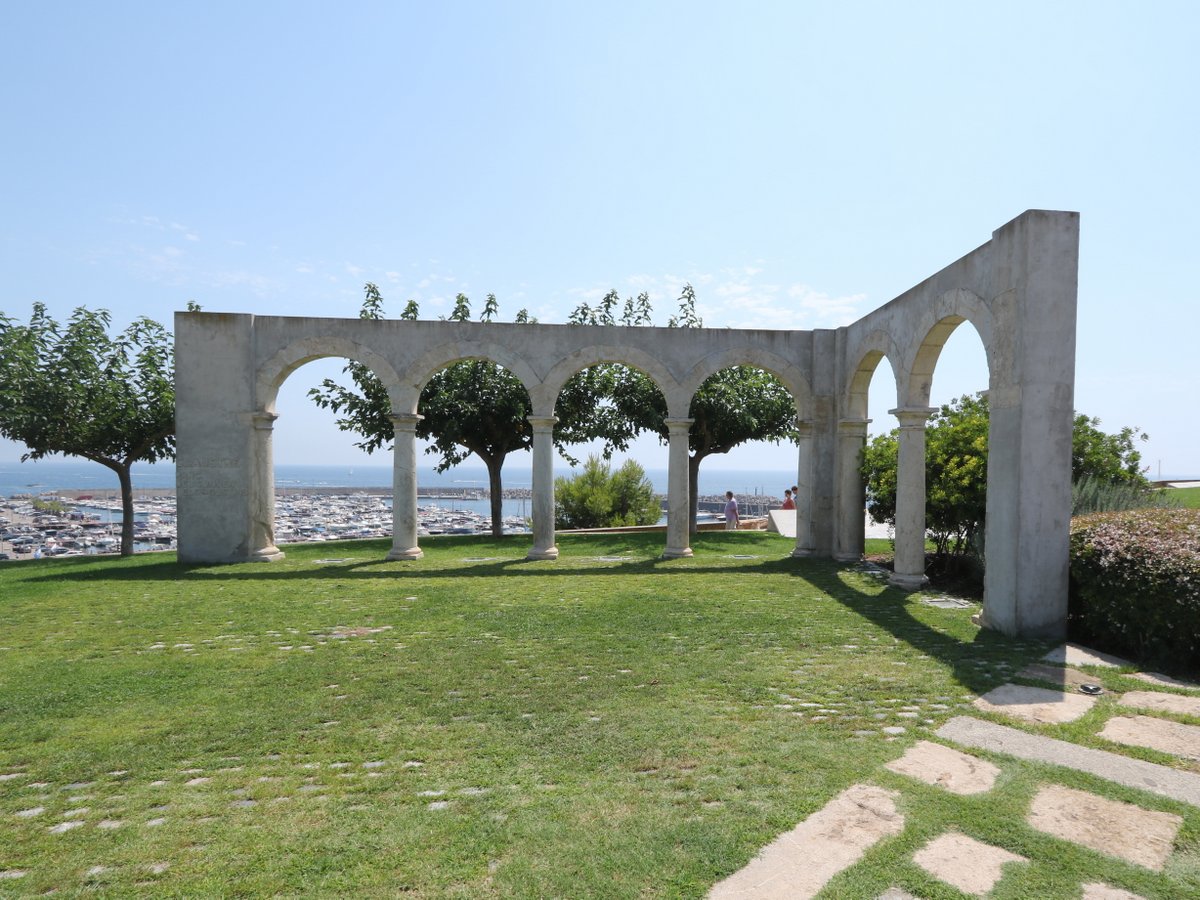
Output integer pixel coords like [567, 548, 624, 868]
[710, 643, 1200, 898]
[708, 784, 904, 898]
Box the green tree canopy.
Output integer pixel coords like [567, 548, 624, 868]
[0, 304, 176, 555]
[564, 287, 798, 531]
[554, 456, 660, 529]
[308, 286, 543, 536]
[862, 392, 1151, 560]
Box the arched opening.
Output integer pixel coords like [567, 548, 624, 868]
[414, 357, 537, 538]
[551, 362, 670, 530]
[685, 365, 800, 532]
[271, 354, 399, 547]
[857, 349, 901, 548]
[912, 317, 991, 567]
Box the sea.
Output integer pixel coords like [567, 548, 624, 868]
[0, 459, 802, 521]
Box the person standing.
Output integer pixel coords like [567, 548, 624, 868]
[724, 491, 740, 530]
[781, 489, 796, 510]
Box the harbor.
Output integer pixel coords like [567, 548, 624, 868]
[0, 486, 784, 560]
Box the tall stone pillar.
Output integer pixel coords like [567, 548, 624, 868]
[387, 413, 424, 561]
[833, 419, 869, 561]
[889, 407, 935, 589]
[527, 416, 559, 561]
[792, 420, 816, 557]
[662, 417, 694, 559]
[981, 209, 1079, 638]
[249, 412, 284, 561]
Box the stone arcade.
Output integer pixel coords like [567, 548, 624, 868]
[175, 210, 1078, 638]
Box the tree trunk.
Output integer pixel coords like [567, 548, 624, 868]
[485, 454, 505, 538]
[116, 463, 135, 556]
[688, 452, 704, 534]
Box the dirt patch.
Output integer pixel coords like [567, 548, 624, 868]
[884, 740, 999, 794]
[973, 683, 1096, 724]
[912, 831, 1026, 896]
[709, 783, 903, 899]
[1027, 784, 1181, 870]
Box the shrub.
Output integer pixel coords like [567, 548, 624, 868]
[554, 456, 661, 529]
[1072, 475, 1180, 516]
[1069, 508, 1200, 669]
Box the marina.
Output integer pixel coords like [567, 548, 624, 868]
[0, 492, 531, 560]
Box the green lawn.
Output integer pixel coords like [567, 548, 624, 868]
[1169, 485, 1200, 509]
[1, 533, 1197, 897]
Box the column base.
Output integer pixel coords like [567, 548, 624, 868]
[250, 546, 285, 562]
[791, 548, 817, 558]
[661, 547, 693, 559]
[833, 552, 862, 562]
[526, 546, 559, 561]
[387, 546, 424, 561]
[888, 571, 928, 590]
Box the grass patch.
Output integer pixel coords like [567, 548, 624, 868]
[0, 533, 1196, 897]
[1168, 485, 1200, 509]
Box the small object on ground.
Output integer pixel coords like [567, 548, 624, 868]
[1080, 684, 1103, 695]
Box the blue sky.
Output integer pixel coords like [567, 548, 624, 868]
[2, 2, 1196, 476]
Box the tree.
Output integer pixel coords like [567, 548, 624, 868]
[309, 285, 550, 537]
[554, 456, 660, 529]
[566, 286, 799, 531]
[0, 304, 175, 555]
[862, 392, 1151, 560]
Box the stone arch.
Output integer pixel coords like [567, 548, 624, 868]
[537, 344, 680, 417]
[843, 330, 903, 421]
[903, 288, 995, 408]
[681, 347, 812, 417]
[397, 340, 543, 416]
[255, 336, 402, 414]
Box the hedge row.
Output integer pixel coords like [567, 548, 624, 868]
[1069, 508, 1200, 669]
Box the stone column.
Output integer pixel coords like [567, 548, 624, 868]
[662, 417, 694, 559]
[792, 420, 816, 557]
[889, 407, 935, 589]
[387, 413, 424, 561]
[526, 416, 559, 561]
[248, 412, 284, 561]
[833, 419, 869, 561]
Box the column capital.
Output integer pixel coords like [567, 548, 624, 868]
[389, 413, 424, 432]
[889, 407, 937, 428]
[526, 415, 559, 431]
[664, 417, 694, 434]
[251, 411, 278, 430]
[795, 419, 815, 437]
[837, 418, 870, 436]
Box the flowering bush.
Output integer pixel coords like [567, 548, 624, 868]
[1069, 509, 1200, 668]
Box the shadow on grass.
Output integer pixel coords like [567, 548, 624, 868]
[13, 534, 1047, 696]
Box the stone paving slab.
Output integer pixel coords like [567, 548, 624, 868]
[1042, 643, 1132, 668]
[708, 784, 904, 899]
[1100, 715, 1200, 760]
[912, 832, 1026, 896]
[1119, 690, 1200, 718]
[1131, 672, 1200, 692]
[877, 890, 918, 900]
[973, 683, 1096, 724]
[1017, 663, 1099, 691]
[1027, 784, 1182, 870]
[936, 716, 1200, 807]
[1081, 884, 1148, 900]
[884, 740, 1000, 794]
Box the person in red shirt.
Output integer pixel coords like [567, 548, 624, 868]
[781, 489, 796, 510]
